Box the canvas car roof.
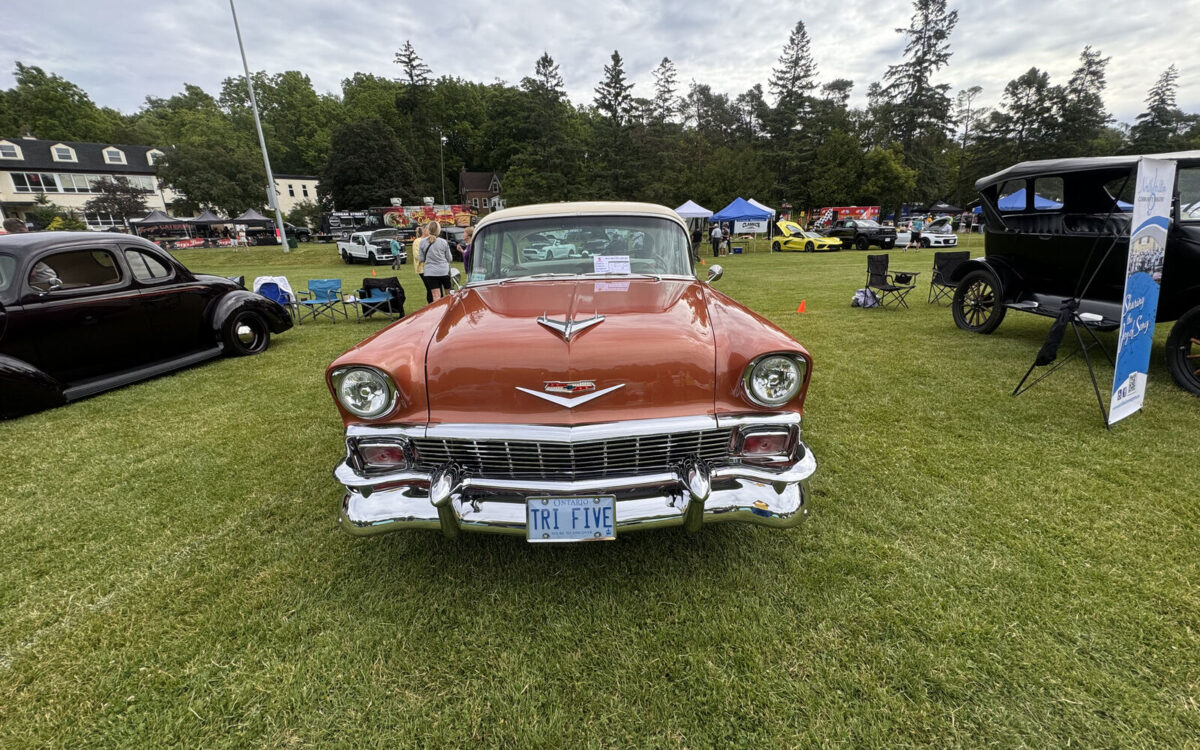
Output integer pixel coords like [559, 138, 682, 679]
[976, 150, 1200, 191]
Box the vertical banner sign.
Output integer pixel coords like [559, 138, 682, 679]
[1108, 157, 1175, 425]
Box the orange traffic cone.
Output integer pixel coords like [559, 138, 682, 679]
[371, 268, 377, 276]
[701, 259, 707, 265]
[796, 300, 806, 313]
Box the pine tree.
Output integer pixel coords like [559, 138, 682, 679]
[1058, 46, 1111, 155]
[976, 68, 1062, 168]
[393, 41, 432, 88]
[525, 52, 565, 99]
[594, 51, 633, 125]
[767, 20, 818, 130]
[881, 0, 958, 148]
[651, 57, 678, 123]
[1130, 64, 1182, 152]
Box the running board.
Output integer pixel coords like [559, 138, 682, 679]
[63, 348, 222, 401]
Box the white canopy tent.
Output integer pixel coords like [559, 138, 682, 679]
[747, 198, 776, 215]
[674, 200, 713, 219]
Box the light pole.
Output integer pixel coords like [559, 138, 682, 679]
[229, 0, 289, 253]
[439, 133, 448, 205]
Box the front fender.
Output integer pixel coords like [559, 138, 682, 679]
[948, 257, 1023, 302]
[211, 290, 294, 338]
[0, 354, 66, 419]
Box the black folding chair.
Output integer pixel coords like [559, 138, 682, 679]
[866, 254, 918, 310]
[928, 250, 969, 304]
[356, 276, 406, 320]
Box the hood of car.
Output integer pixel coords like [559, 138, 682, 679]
[776, 221, 804, 237]
[424, 279, 715, 425]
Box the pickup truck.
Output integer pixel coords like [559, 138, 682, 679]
[338, 229, 405, 265]
[823, 219, 897, 250]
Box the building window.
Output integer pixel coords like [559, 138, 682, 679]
[146, 149, 164, 166]
[302, 184, 309, 198]
[0, 140, 21, 160]
[103, 148, 126, 165]
[471, 197, 479, 208]
[58, 173, 93, 193]
[51, 144, 78, 162]
[84, 212, 122, 229]
[11, 172, 61, 193]
[288, 184, 295, 197]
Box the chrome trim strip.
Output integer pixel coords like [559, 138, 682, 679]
[514, 383, 625, 409]
[715, 412, 802, 429]
[537, 312, 605, 341]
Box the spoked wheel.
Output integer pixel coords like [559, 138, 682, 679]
[772, 241, 781, 252]
[1165, 307, 1200, 396]
[952, 268, 1006, 334]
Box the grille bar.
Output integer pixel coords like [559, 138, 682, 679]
[411, 429, 734, 481]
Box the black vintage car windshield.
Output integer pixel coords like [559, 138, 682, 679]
[470, 216, 693, 281]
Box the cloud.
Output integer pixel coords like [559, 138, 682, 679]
[1, 0, 1197, 125]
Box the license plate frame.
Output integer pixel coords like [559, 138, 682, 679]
[526, 495, 616, 543]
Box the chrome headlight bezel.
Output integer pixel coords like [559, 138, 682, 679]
[331, 366, 400, 419]
[742, 353, 807, 408]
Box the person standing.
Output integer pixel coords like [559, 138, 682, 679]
[412, 225, 431, 304]
[419, 221, 454, 302]
[721, 223, 730, 255]
[390, 236, 404, 270]
[905, 215, 924, 251]
[709, 223, 722, 258]
[461, 226, 474, 273]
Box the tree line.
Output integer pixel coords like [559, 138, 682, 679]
[1, 0, 1197, 222]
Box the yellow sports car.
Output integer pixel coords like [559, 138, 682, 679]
[772, 221, 842, 252]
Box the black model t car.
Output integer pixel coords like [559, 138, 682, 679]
[951, 150, 1200, 395]
[822, 218, 897, 250]
[0, 231, 293, 418]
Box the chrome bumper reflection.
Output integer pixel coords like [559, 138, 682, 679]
[332, 414, 816, 539]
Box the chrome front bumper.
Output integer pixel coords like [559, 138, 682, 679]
[333, 414, 816, 539]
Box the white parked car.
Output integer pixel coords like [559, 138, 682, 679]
[895, 219, 958, 248]
[338, 229, 405, 265]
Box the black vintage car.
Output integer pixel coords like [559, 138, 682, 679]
[822, 218, 897, 250]
[0, 231, 293, 418]
[951, 150, 1200, 395]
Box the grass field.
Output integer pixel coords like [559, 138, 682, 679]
[1, 237, 1198, 748]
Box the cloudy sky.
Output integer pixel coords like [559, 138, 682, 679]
[4, 0, 1198, 126]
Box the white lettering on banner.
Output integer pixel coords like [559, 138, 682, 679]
[734, 220, 768, 234]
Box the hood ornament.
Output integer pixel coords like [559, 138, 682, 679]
[516, 384, 624, 408]
[538, 311, 604, 342]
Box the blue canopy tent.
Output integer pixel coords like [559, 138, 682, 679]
[710, 197, 771, 222]
[997, 188, 1063, 211]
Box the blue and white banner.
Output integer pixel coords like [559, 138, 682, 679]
[1108, 157, 1175, 425]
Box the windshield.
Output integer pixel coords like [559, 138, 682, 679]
[0, 253, 15, 299]
[855, 219, 880, 227]
[470, 215, 693, 281]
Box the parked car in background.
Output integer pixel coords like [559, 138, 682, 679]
[772, 221, 842, 252]
[327, 202, 817, 542]
[0, 232, 292, 419]
[822, 218, 897, 250]
[338, 229, 404, 265]
[952, 150, 1200, 395]
[245, 222, 311, 245]
[895, 218, 958, 248]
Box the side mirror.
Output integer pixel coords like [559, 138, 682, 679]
[450, 267, 463, 291]
[706, 264, 723, 284]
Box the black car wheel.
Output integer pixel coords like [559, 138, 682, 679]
[881, 239, 895, 249]
[854, 236, 870, 251]
[920, 237, 931, 248]
[368, 251, 377, 265]
[952, 268, 1007, 334]
[1165, 306, 1200, 396]
[223, 310, 270, 356]
[341, 250, 352, 264]
[804, 241, 815, 252]
[772, 241, 781, 252]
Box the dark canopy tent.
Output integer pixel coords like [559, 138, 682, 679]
[710, 197, 771, 223]
[232, 209, 273, 226]
[190, 209, 229, 225]
[132, 209, 182, 226]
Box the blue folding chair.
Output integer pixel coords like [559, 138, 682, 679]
[257, 281, 298, 322]
[297, 278, 348, 323]
[356, 276, 405, 321]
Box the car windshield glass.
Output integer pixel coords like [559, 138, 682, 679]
[0, 254, 15, 298]
[855, 219, 880, 227]
[470, 215, 693, 281]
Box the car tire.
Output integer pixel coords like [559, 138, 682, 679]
[772, 241, 781, 252]
[952, 268, 1007, 334]
[881, 239, 895, 250]
[920, 237, 931, 248]
[222, 310, 271, 356]
[1165, 306, 1200, 396]
[368, 251, 377, 265]
[341, 250, 352, 264]
[805, 241, 815, 253]
[854, 236, 870, 251]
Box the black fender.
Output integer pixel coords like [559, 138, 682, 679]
[0, 354, 66, 419]
[947, 257, 1024, 302]
[210, 290, 294, 341]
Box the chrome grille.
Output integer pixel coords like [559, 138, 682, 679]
[411, 429, 734, 480]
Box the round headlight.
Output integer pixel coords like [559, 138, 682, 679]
[334, 367, 396, 418]
[745, 355, 804, 407]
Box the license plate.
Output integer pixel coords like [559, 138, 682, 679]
[526, 496, 616, 542]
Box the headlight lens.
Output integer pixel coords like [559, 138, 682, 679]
[334, 367, 396, 418]
[745, 354, 805, 407]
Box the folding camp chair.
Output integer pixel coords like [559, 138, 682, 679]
[928, 250, 970, 304]
[356, 276, 406, 321]
[297, 278, 348, 323]
[256, 281, 298, 322]
[866, 254, 919, 310]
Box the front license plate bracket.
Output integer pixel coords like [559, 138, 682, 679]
[526, 496, 616, 542]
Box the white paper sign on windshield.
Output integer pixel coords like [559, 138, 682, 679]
[593, 255, 631, 274]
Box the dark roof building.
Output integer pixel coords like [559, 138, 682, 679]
[459, 169, 504, 214]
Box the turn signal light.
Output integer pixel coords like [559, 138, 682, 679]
[741, 431, 791, 455]
[357, 442, 409, 471]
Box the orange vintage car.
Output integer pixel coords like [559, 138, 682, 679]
[327, 202, 817, 542]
